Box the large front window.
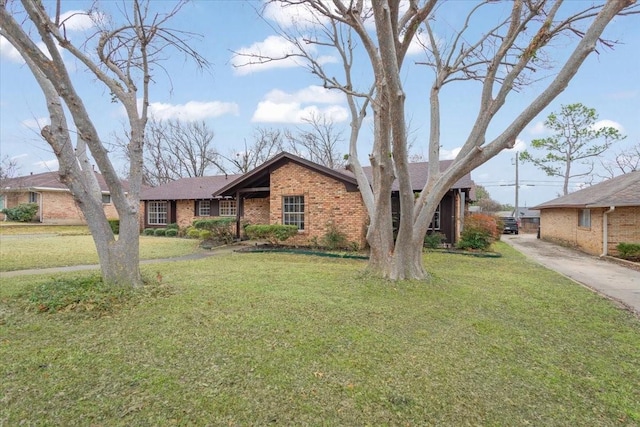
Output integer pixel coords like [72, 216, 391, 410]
[196, 200, 211, 216]
[28, 191, 38, 203]
[148, 201, 168, 225]
[283, 195, 304, 230]
[219, 200, 237, 217]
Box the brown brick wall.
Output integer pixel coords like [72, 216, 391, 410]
[1, 190, 118, 224]
[244, 197, 270, 225]
[268, 162, 368, 248]
[540, 206, 640, 256]
[607, 206, 640, 255]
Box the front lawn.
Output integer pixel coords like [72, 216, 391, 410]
[0, 235, 201, 271]
[1, 244, 639, 425]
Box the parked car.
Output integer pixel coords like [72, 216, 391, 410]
[501, 217, 519, 234]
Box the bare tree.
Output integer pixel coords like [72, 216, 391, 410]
[220, 127, 284, 174]
[520, 103, 625, 194]
[135, 119, 221, 186]
[285, 112, 346, 168]
[0, 0, 207, 286]
[0, 155, 19, 182]
[601, 142, 640, 178]
[238, 0, 638, 280]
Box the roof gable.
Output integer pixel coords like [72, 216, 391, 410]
[532, 171, 640, 209]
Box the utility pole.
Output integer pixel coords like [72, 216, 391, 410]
[515, 151, 519, 220]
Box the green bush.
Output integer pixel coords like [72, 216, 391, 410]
[165, 229, 178, 237]
[199, 230, 212, 240]
[616, 242, 640, 261]
[2, 203, 38, 222]
[166, 223, 179, 230]
[143, 228, 156, 236]
[245, 224, 298, 245]
[457, 214, 498, 251]
[321, 221, 348, 250]
[154, 228, 167, 236]
[193, 218, 235, 244]
[186, 228, 201, 239]
[424, 232, 446, 249]
[108, 219, 119, 235]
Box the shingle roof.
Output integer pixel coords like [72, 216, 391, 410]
[140, 174, 242, 200]
[143, 152, 476, 201]
[1, 171, 123, 193]
[532, 171, 640, 209]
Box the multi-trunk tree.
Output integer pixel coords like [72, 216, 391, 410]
[0, 0, 207, 287]
[241, 0, 637, 280]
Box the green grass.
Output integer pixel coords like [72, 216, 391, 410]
[0, 235, 201, 271]
[1, 243, 639, 425]
[0, 223, 91, 236]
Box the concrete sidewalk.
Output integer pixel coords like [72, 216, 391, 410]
[502, 233, 640, 315]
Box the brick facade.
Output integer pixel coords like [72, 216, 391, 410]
[1, 190, 118, 224]
[540, 206, 640, 256]
[268, 162, 368, 248]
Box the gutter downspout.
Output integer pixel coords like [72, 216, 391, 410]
[601, 206, 615, 257]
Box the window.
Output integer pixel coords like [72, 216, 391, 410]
[578, 209, 591, 228]
[428, 204, 441, 230]
[0, 195, 4, 210]
[283, 195, 304, 230]
[148, 201, 168, 225]
[219, 200, 237, 217]
[28, 191, 38, 203]
[196, 200, 211, 217]
[102, 194, 111, 204]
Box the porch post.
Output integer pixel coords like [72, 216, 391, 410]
[235, 191, 241, 240]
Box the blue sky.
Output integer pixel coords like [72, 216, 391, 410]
[0, 0, 638, 207]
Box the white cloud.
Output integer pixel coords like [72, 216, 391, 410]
[406, 32, 432, 56]
[505, 138, 527, 152]
[440, 147, 461, 160]
[33, 159, 59, 171]
[262, 1, 330, 29]
[251, 85, 347, 124]
[59, 10, 97, 31]
[231, 35, 336, 75]
[21, 117, 50, 130]
[0, 37, 24, 63]
[592, 119, 624, 133]
[148, 101, 239, 121]
[528, 121, 547, 135]
[265, 86, 344, 104]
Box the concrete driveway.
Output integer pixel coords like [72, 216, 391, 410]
[502, 233, 640, 316]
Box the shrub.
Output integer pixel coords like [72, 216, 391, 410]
[199, 230, 212, 240]
[165, 229, 178, 237]
[186, 228, 201, 239]
[154, 228, 167, 236]
[108, 219, 119, 235]
[2, 203, 38, 222]
[143, 228, 156, 236]
[166, 223, 179, 230]
[424, 232, 446, 249]
[322, 221, 348, 250]
[616, 242, 640, 261]
[457, 213, 499, 251]
[245, 224, 298, 245]
[193, 218, 235, 244]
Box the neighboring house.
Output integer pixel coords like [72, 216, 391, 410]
[140, 152, 476, 248]
[513, 207, 540, 233]
[532, 171, 640, 256]
[0, 171, 121, 224]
